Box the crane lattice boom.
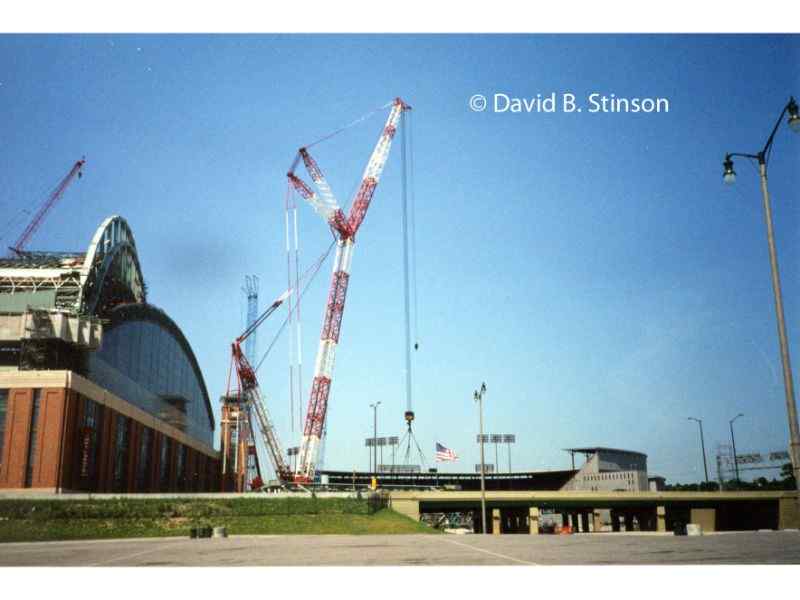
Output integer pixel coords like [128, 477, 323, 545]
[12, 158, 85, 254]
[291, 97, 411, 482]
[229, 290, 294, 485]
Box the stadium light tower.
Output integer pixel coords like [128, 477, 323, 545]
[473, 382, 487, 534]
[370, 401, 381, 477]
[502, 434, 516, 473]
[722, 96, 800, 496]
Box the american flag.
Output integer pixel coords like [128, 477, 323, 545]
[435, 442, 458, 462]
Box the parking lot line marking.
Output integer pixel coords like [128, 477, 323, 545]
[438, 537, 539, 566]
[87, 540, 190, 566]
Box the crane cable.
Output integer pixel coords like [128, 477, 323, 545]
[254, 239, 336, 374]
[304, 100, 394, 150]
[409, 109, 419, 351]
[400, 107, 420, 415]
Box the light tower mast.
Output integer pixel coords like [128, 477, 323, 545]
[288, 98, 411, 483]
[243, 276, 259, 363]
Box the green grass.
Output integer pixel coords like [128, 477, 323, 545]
[0, 497, 435, 543]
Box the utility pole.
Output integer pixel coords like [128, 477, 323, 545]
[474, 382, 487, 534]
[688, 417, 709, 485]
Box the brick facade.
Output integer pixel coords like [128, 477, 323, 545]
[0, 382, 220, 493]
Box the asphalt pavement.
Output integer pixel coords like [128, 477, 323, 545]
[2, 530, 799, 566]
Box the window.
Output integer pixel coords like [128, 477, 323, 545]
[136, 427, 152, 491]
[176, 444, 187, 491]
[25, 390, 42, 487]
[159, 437, 172, 491]
[78, 398, 104, 486]
[87, 312, 213, 446]
[0, 389, 8, 465]
[112, 415, 129, 492]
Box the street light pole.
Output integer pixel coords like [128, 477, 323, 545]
[474, 382, 487, 534]
[723, 96, 800, 496]
[688, 417, 709, 485]
[370, 401, 381, 477]
[729, 413, 744, 486]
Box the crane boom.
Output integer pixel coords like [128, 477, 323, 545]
[292, 98, 410, 482]
[12, 158, 85, 254]
[229, 289, 294, 484]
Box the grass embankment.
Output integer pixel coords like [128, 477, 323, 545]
[0, 496, 434, 543]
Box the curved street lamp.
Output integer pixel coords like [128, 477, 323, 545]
[722, 96, 800, 495]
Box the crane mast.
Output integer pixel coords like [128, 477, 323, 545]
[289, 98, 411, 482]
[11, 158, 85, 255]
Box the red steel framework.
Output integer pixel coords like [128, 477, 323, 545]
[11, 158, 85, 255]
[288, 97, 411, 483]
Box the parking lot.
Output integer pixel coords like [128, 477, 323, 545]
[1, 531, 799, 566]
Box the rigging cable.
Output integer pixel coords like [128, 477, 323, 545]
[400, 107, 413, 415]
[293, 185, 303, 433]
[304, 101, 394, 150]
[284, 184, 296, 431]
[254, 239, 336, 374]
[409, 109, 420, 351]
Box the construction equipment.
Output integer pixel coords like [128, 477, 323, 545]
[223, 289, 295, 489]
[288, 97, 411, 483]
[10, 158, 85, 256]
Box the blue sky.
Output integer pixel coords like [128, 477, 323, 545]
[1, 34, 798, 483]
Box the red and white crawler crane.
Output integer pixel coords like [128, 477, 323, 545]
[288, 97, 411, 483]
[228, 290, 295, 485]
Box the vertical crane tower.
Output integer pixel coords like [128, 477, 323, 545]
[288, 97, 411, 483]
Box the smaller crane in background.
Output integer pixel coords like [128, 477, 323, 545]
[223, 289, 296, 489]
[9, 157, 86, 256]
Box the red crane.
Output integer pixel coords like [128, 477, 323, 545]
[288, 97, 411, 483]
[226, 289, 296, 486]
[11, 158, 86, 255]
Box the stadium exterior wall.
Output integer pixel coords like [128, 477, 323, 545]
[0, 371, 220, 493]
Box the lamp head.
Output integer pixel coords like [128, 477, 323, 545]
[723, 155, 736, 185]
[788, 97, 800, 133]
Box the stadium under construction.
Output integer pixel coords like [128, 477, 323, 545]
[1, 104, 799, 536]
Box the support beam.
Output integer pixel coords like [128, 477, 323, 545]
[690, 508, 716, 533]
[492, 508, 501, 535]
[529, 506, 540, 535]
[657, 506, 667, 532]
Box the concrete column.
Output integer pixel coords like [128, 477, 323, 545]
[593, 510, 602, 532]
[779, 498, 800, 530]
[529, 506, 540, 535]
[576, 512, 584, 532]
[657, 506, 666, 532]
[690, 508, 716, 532]
[492, 508, 501, 535]
[567, 513, 574, 530]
